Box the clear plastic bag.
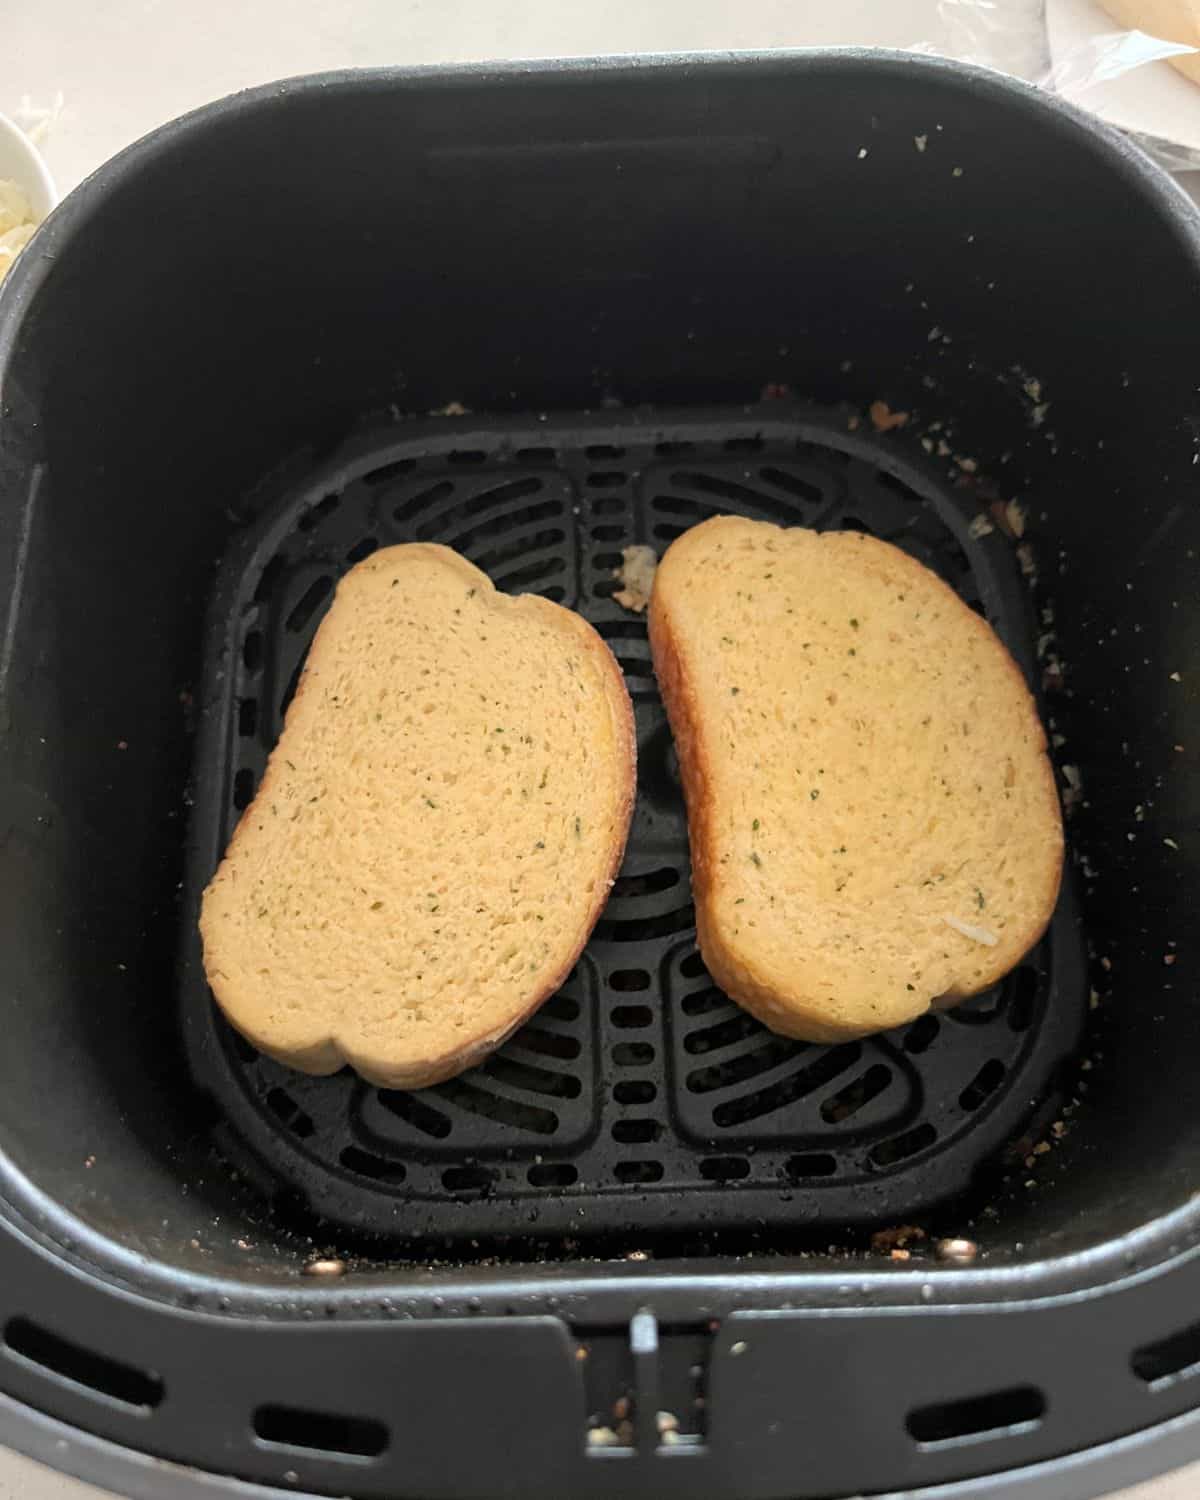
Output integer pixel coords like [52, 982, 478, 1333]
[920, 0, 1200, 171]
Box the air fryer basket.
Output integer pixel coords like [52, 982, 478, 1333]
[185, 404, 1086, 1243]
[2, 49, 1200, 1500]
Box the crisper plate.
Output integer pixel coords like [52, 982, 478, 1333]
[181, 405, 1085, 1244]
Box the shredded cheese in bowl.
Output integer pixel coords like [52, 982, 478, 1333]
[0, 179, 37, 286]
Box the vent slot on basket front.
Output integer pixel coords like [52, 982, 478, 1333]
[1132, 1320, 1200, 1390]
[907, 1386, 1045, 1450]
[3, 1317, 164, 1412]
[254, 1403, 389, 1460]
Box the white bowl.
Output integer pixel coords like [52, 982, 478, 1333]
[0, 111, 57, 222]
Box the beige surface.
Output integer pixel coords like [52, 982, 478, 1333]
[1126, 1475, 1200, 1500]
[1, 1441, 1199, 1499]
[0, 1453, 107, 1499]
[2, 0, 1199, 1496]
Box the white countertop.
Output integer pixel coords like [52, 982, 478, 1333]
[0, 1440, 1197, 1500]
[2, 2, 1199, 1496]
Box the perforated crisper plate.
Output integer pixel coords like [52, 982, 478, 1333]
[182, 405, 1086, 1244]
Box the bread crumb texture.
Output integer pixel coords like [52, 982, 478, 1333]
[201, 544, 635, 1087]
[648, 515, 1063, 1042]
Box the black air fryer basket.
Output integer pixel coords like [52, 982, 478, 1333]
[1, 50, 1199, 1500]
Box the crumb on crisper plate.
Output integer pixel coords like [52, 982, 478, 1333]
[613, 544, 658, 613]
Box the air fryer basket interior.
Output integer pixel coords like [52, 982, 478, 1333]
[175, 396, 1087, 1249]
[2, 49, 1200, 1500]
